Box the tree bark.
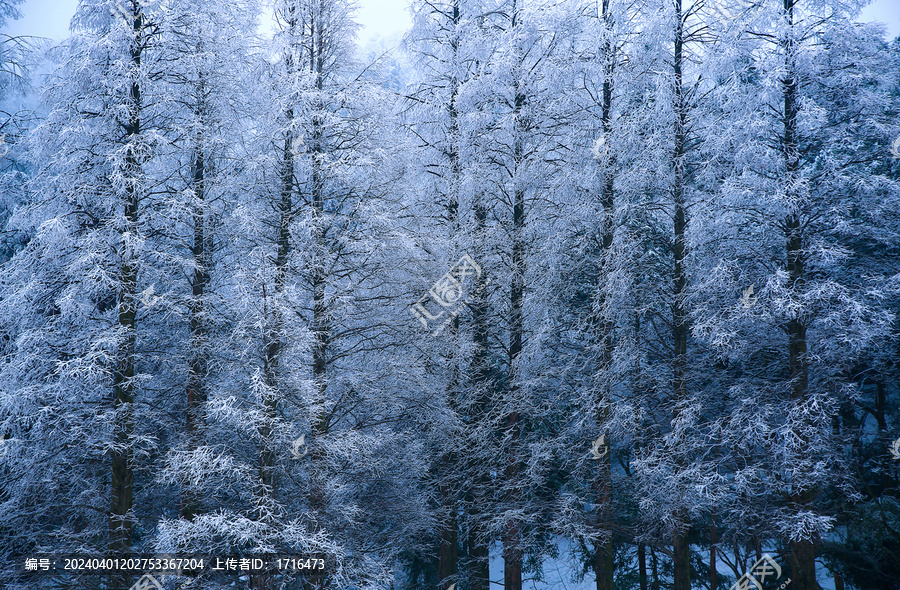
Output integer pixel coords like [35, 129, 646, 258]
[310, 0, 328, 412]
[467, 483, 491, 590]
[182, 138, 208, 522]
[439, 3, 462, 584]
[306, 8, 332, 590]
[468, 200, 491, 590]
[672, 0, 691, 586]
[253, 11, 298, 590]
[110, 7, 144, 589]
[503, 1, 526, 588]
[593, 0, 616, 587]
[638, 543, 648, 590]
[439, 481, 459, 589]
[673, 527, 691, 590]
[781, 0, 818, 587]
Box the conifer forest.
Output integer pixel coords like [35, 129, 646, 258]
[1, 0, 899, 588]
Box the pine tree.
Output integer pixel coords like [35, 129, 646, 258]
[0, 1, 168, 587]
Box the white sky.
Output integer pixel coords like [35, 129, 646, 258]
[1, 0, 415, 45]
[1, 0, 898, 47]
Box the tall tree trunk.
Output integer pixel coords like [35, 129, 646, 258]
[310, 0, 328, 415]
[251, 125, 293, 590]
[467, 483, 491, 590]
[182, 140, 209, 522]
[439, 4, 463, 584]
[503, 2, 526, 588]
[673, 527, 691, 590]
[259, 119, 293, 487]
[671, 0, 691, 587]
[110, 8, 144, 589]
[253, 16, 297, 589]
[468, 199, 491, 590]
[304, 11, 331, 590]
[709, 521, 718, 590]
[781, 0, 818, 587]
[593, 0, 615, 588]
[439, 480, 459, 589]
[439, 354, 460, 590]
[638, 543, 648, 590]
[503, 110, 526, 590]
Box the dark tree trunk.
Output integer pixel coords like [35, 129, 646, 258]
[258, 117, 293, 489]
[110, 7, 145, 589]
[593, 537, 614, 590]
[253, 13, 298, 590]
[305, 12, 331, 590]
[439, 481, 459, 589]
[790, 538, 817, 590]
[439, 3, 463, 584]
[673, 528, 691, 590]
[503, 2, 526, 587]
[781, 0, 818, 587]
[182, 140, 208, 522]
[310, 0, 328, 416]
[671, 0, 691, 587]
[470, 542, 490, 590]
[468, 200, 491, 590]
[467, 482, 491, 590]
[251, 121, 293, 590]
[502, 407, 522, 590]
[638, 543, 648, 590]
[593, 0, 616, 588]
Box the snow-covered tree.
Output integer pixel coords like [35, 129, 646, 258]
[0, 1, 169, 587]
